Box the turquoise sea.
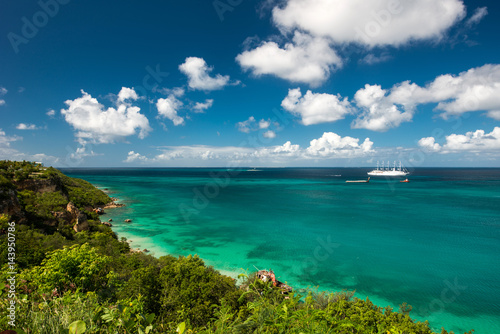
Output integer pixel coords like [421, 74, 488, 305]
[62, 168, 500, 333]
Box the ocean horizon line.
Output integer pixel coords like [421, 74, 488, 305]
[57, 166, 500, 169]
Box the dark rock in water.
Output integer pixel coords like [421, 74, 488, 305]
[124, 219, 132, 223]
[143, 249, 149, 252]
[93, 207, 104, 214]
[108, 218, 113, 222]
[105, 201, 125, 209]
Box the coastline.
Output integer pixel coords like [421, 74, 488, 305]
[96, 186, 253, 281]
[92, 184, 448, 333]
[79, 170, 497, 334]
[93, 186, 443, 331]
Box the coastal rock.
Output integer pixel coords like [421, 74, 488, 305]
[108, 218, 113, 222]
[124, 219, 132, 223]
[101, 221, 112, 227]
[93, 207, 105, 215]
[104, 202, 125, 209]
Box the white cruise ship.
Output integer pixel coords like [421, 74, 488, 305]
[368, 161, 409, 177]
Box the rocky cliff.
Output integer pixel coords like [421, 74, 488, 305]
[0, 161, 113, 233]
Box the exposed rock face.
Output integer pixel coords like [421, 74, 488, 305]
[15, 178, 63, 195]
[1, 164, 111, 231]
[67, 202, 79, 217]
[65, 201, 89, 232]
[0, 188, 26, 223]
[73, 213, 89, 232]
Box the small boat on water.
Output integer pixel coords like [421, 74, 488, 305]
[400, 178, 409, 183]
[346, 177, 370, 183]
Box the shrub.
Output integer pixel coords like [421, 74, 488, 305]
[157, 255, 241, 327]
[20, 243, 114, 294]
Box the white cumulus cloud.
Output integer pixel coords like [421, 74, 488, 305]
[272, 0, 466, 47]
[157, 95, 185, 126]
[418, 137, 442, 152]
[179, 57, 234, 91]
[237, 0, 473, 87]
[443, 128, 500, 153]
[236, 32, 342, 87]
[419, 127, 500, 154]
[259, 119, 271, 129]
[348, 64, 500, 131]
[352, 84, 413, 132]
[389, 64, 500, 119]
[61, 88, 151, 144]
[125, 151, 149, 163]
[263, 130, 276, 139]
[236, 116, 278, 135]
[486, 110, 500, 120]
[237, 116, 256, 133]
[281, 88, 352, 125]
[117, 87, 139, 103]
[16, 123, 38, 130]
[193, 99, 214, 113]
[306, 132, 373, 157]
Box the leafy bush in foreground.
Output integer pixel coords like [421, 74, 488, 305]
[20, 243, 115, 294]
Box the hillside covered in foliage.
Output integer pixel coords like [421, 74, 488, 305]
[0, 161, 472, 333]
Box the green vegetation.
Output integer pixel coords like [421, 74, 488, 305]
[0, 160, 473, 333]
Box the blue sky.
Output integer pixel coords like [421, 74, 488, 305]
[1, 0, 500, 167]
